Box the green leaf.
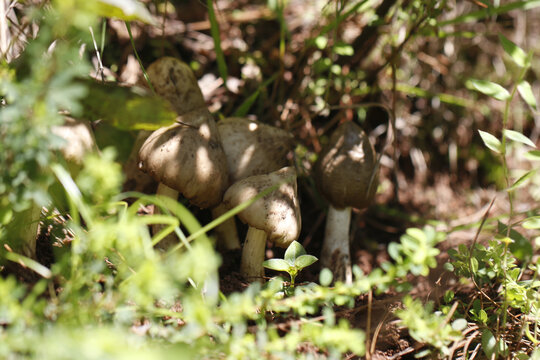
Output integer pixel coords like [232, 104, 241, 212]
[525, 150, 540, 161]
[499, 34, 529, 68]
[92, 0, 155, 24]
[79, 80, 177, 130]
[319, 268, 333, 286]
[482, 329, 497, 359]
[523, 217, 540, 229]
[503, 129, 536, 148]
[334, 42, 354, 56]
[263, 258, 291, 272]
[507, 170, 536, 192]
[478, 130, 502, 153]
[315, 36, 328, 50]
[4, 251, 52, 279]
[294, 254, 318, 269]
[451, 318, 468, 331]
[284, 240, 306, 264]
[517, 80, 538, 110]
[467, 79, 510, 101]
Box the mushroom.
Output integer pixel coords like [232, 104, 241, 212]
[144, 56, 207, 115]
[123, 56, 208, 195]
[314, 121, 378, 283]
[138, 107, 229, 248]
[214, 117, 295, 250]
[223, 166, 301, 280]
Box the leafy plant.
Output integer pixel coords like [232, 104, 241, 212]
[263, 240, 317, 289]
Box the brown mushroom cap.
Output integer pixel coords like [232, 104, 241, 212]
[146, 57, 206, 116]
[315, 121, 378, 209]
[138, 109, 228, 208]
[217, 117, 295, 183]
[223, 166, 301, 248]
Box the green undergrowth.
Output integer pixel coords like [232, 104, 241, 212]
[1, 0, 540, 359]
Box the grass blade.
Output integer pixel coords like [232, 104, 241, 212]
[207, 0, 228, 87]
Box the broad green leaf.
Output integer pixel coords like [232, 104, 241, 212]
[319, 268, 333, 286]
[482, 330, 497, 359]
[294, 254, 318, 269]
[507, 170, 536, 192]
[263, 258, 291, 272]
[478, 130, 502, 153]
[451, 318, 468, 331]
[284, 240, 306, 264]
[91, 0, 155, 24]
[405, 227, 427, 242]
[499, 34, 529, 68]
[517, 80, 538, 110]
[503, 129, 536, 148]
[467, 79, 510, 101]
[79, 80, 177, 130]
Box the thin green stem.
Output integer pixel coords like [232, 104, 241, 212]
[125, 21, 155, 95]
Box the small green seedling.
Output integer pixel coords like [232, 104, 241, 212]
[263, 241, 317, 288]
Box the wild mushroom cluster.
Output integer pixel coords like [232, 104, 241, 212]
[136, 57, 379, 283]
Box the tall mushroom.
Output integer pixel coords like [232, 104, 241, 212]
[223, 166, 301, 280]
[314, 121, 378, 283]
[133, 57, 229, 248]
[214, 117, 295, 250]
[138, 108, 229, 248]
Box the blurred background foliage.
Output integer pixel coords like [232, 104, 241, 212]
[0, 0, 539, 358]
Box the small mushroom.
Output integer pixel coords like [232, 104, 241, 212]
[213, 117, 295, 250]
[314, 121, 378, 283]
[223, 166, 301, 280]
[138, 108, 229, 248]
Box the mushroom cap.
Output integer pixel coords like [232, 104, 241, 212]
[138, 109, 229, 208]
[315, 121, 378, 209]
[217, 117, 295, 183]
[146, 57, 206, 116]
[223, 166, 301, 248]
[52, 117, 97, 164]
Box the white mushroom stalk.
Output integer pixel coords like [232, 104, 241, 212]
[315, 121, 378, 284]
[240, 227, 268, 278]
[321, 206, 353, 284]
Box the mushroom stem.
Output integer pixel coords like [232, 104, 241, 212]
[211, 204, 240, 250]
[153, 182, 180, 250]
[321, 205, 353, 284]
[240, 227, 268, 281]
